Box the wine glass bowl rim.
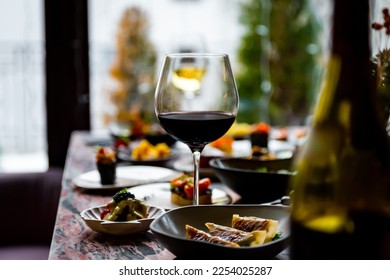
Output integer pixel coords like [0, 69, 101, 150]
[165, 53, 228, 58]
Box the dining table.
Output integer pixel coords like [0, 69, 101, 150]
[48, 130, 290, 260]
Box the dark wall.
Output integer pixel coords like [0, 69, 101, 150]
[44, 0, 91, 167]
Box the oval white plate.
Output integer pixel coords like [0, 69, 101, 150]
[80, 204, 166, 235]
[172, 157, 215, 177]
[128, 182, 232, 210]
[72, 165, 182, 190]
[117, 151, 175, 166]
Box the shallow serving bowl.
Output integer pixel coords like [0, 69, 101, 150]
[80, 204, 165, 235]
[209, 157, 294, 204]
[150, 204, 290, 260]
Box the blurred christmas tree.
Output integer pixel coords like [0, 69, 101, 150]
[105, 6, 157, 136]
[236, 0, 323, 126]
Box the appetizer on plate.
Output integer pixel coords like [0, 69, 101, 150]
[250, 122, 270, 149]
[225, 122, 252, 139]
[80, 188, 166, 235]
[131, 139, 171, 161]
[96, 146, 117, 185]
[170, 173, 212, 206]
[231, 214, 279, 243]
[100, 188, 149, 221]
[185, 214, 281, 248]
[209, 136, 234, 155]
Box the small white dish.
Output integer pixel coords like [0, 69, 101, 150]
[80, 204, 165, 235]
[72, 165, 182, 190]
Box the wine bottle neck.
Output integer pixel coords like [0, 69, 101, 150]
[310, 0, 390, 152]
[331, 0, 370, 58]
[312, 0, 379, 127]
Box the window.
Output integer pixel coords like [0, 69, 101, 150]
[88, 0, 242, 131]
[0, 0, 47, 172]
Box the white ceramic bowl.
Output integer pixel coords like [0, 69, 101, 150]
[80, 204, 165, 235]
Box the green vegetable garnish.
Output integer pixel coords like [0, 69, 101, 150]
[256, 167, 268, 172]
[272, 231, 283, 241]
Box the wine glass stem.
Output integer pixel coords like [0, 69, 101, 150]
[192, 150, 201, 205]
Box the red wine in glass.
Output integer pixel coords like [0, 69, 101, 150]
[158, 111, 236, 151]
[155, 53, 239, 205]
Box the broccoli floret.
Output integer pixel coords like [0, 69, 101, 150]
[113, 188, 135, 203]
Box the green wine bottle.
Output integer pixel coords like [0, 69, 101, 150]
[290, 0, 390, 259]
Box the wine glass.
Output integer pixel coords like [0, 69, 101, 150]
[155, 53, 239, 205]
[170, 33, 207, 54]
